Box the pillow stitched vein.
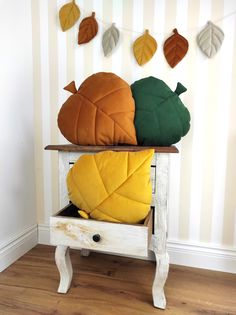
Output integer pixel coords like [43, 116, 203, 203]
[78, 91, 135, 141]
[91, 153, 152, 211]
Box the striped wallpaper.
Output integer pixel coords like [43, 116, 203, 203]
[31, 0, 236, 250]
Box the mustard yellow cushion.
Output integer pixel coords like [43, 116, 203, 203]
[67, 150, 154, 223]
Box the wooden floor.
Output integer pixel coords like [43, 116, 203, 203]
[0, 245, 236, 315]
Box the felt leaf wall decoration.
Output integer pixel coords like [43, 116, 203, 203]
[102, 23, 120, 56]
[197, 21, 224, 58]
[59, 0, 80, 32]
[164, 28, 189, 68]
[78, 12, 98, 44]
[133, 30, 157, 66]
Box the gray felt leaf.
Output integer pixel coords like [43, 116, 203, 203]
[197, 21, 224, 58]
[102, 23, 120, 56]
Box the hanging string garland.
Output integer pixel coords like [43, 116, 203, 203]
[102, 23, 120, 57]
[59, 0, 80, 32]
[197, 21, 224, 58]
[57, 2, 236, 65]
[78, 12, 98, 44]
[133, 30, 157, 66]
[164, 28, 189, 68]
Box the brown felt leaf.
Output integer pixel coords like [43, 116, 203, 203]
[133, 30, 157, 66]
[78, 12, 98, 44]
[164, 28, 189, 68]
[59, 0, 80, 32]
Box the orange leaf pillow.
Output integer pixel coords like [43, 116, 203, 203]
[58, 72, 137, 145]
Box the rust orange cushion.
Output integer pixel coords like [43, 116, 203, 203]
[58, 72, 137, 145]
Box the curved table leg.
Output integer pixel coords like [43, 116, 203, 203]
[152, 251, 169, 309]
[149, 235, 169, 309]
[55, 245, 73, 293]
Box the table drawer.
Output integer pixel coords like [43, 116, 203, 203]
[50, 204, 153, 258]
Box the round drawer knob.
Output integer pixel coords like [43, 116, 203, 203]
[92, 234, 101, 242]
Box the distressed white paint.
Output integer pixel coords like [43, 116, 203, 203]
[51, 210, 150, 257]
[51, 150, 170, 308]
[81, 249, 90, 257]
[55, 245, 73, 293]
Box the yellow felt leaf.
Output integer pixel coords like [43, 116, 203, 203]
[59, 0, 80, 32]
[133, 30, 157, 66]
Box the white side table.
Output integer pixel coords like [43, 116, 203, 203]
[46, 145, 178, 309]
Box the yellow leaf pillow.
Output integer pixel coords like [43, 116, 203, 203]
[67, 149, 154, 223]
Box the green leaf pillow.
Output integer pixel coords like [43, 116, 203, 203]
[131, 77, 191, 146]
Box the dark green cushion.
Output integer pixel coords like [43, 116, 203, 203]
[131, 77, 191, 146]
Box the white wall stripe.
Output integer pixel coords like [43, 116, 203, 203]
[141, 0, 155, 78]
[131, 0, 143, 82]
[92, 0, 103, 74]
[211, 2, 236, 245]
[57, 0, 68, 144]
[74, 0, 84, 84]
[188, 0, 211, 242]
[121, 0, 133, 83]
[153, 0, 166, 77]
[111, 0, 123, 76]
[39, 0, 53, 223]
[168, 0, 188, 241]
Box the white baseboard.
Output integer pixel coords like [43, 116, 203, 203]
[167, 239, 236, 274]
[38, 224, 236, 274]
[0, 224, 38, 272]
[38, 223, 50, 245]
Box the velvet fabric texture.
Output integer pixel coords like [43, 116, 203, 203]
[163, 28, 189, 68]
[67, 150, 154, 224]
[131, 76, 190, 146]
[197, 21, 224, 58]
[78, 12, 98, 44]
[58, 72, 137, 145]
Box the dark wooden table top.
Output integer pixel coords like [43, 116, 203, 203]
[45, 144, 179, 153]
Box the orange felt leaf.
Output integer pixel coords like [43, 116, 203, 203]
[78, 12, 98, 44]
[164, 28, 189, 68]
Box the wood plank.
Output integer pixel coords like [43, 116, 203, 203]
[45, 144, 179, 153]
[0, 245, 236, 315]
